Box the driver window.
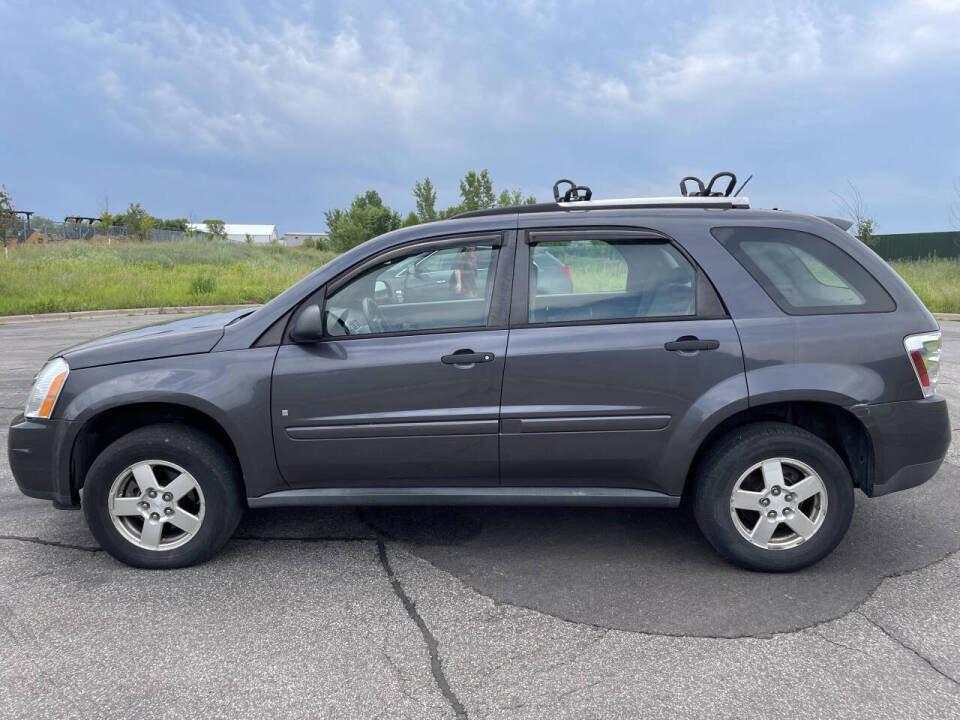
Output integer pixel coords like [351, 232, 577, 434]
[324, 242, 500, 337]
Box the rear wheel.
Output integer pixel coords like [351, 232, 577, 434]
[692, 422, 854, 572]
[82, 424, 243, 569]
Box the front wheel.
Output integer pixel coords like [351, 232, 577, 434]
[692, 422, 854, 572]
[82, 424, 244, 569]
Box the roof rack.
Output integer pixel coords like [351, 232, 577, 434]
[552, 172, 750, 211]
[453, 172, 753, 219]
[557, 195, 749, 210]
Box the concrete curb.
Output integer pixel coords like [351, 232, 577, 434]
[0, 304, 258, 325]
[935, 313, 960, 322]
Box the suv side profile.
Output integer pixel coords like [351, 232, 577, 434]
[8, 182, 950, 572]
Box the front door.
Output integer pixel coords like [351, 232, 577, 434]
[500, 228, 745, 495]
[273, 233, 512, 488]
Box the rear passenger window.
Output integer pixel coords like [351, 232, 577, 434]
[712, 227, 895, 315]
[527, 238, 697, 324]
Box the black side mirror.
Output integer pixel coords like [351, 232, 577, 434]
[290, 303, 323, 343]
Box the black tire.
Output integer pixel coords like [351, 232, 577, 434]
[692, 422, 854, 572]
[82, 424, 244, 569]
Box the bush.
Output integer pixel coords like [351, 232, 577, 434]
[190, 270, 217, 296]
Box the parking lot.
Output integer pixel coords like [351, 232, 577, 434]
[2, 313, 959, 719]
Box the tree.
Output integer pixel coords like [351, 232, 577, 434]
[833, 182, 876, 247]
[497, 189, 538, 208]
[203, 219, 228, 242]
[402, 211, 420, 227]
[324, 190, 402, 253]
[458, 169, 496, 212]
[119, 202, 155, 242]
[413, 177, 438, 222]
[156, 217, 189, 231]
[0, 185, 18, 250]
[434, 170, 538, 219]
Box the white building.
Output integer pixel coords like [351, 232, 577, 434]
[188, 223, 280, 244]
[282, 232, 329, 247]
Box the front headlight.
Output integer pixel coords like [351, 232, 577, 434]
[24, 357, 69, 419]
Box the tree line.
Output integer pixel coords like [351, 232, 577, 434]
[0, 187, 229, 244]
[323, 169, 537, 253]
[95, 204, 229, 242]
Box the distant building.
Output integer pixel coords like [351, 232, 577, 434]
[188, 223, 280, 244]
[282, 232, 329, 247]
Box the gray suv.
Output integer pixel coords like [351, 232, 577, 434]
[8, 180, 951, 572]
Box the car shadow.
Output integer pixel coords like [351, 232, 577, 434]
[238, 463, 960, 637]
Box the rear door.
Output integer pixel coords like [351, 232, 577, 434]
[500, 227, 745, 495]
[272, 232, 514, 488]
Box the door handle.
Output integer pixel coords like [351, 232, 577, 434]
[664, 336, 720, 352]
[441, 350, 495, 365]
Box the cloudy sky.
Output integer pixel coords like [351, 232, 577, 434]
[1, 0, 959, 233]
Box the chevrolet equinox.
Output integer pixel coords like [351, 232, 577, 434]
[9, 175, 951, 572]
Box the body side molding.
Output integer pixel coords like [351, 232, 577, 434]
[247, 486, 681, 508]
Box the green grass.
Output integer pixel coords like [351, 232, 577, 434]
[889, 258, 960, 314]
[0, 240, 337, 315]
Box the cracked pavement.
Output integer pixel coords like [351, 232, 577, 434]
[1, 313, 959, 718]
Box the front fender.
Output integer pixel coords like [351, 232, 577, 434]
[58, 347, 285, 497]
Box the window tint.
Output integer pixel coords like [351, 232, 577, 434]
[324, 243, 499, 337]
[712, 227, 894, 314]
[527, 238, 696, 324]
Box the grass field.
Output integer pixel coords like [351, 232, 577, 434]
[0, 239, 958, 315]
[889, 258, 960, 313]
[0, 240, 336, 315]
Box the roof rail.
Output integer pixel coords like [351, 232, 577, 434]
[454, 173, 754, 219]
[551, 172, 750, 210]
[557, 195, 749, 210]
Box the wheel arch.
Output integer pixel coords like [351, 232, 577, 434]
[683, 400, 875, 500]
[70, 401, 243, 494]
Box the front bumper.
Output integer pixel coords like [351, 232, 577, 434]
[7, 414, 78, 507]
[852, 395, 952, 497]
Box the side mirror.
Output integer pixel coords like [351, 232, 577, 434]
[289, 303, 323, 343]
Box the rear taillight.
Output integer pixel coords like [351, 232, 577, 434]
[560, 265, 573, 287]
[904, 331, 941, 398]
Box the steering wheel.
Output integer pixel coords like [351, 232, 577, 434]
[361, 297, 387, 334]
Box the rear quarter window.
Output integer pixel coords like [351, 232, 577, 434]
[711, 226, 895, 315]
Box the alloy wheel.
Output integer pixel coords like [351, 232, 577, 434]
[107, 460, 206, 551]
[729, 457, 828, 550]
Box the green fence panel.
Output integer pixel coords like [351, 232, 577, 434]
[871, 232, 960, 261]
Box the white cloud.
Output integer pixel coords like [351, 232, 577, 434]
[37, 0, 960, 157]
[562, 1, 960, 117]
[60, 10, 462, 153]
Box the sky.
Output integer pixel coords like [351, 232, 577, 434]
[1, 0, 959, 234]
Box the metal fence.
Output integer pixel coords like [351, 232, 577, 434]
[871, 231, 960, 261]
[4, 218, 203, 245]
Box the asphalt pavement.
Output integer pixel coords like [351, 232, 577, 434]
[1, 313, 959, 719]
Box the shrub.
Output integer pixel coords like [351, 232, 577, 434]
[190, 269, 217, 296]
